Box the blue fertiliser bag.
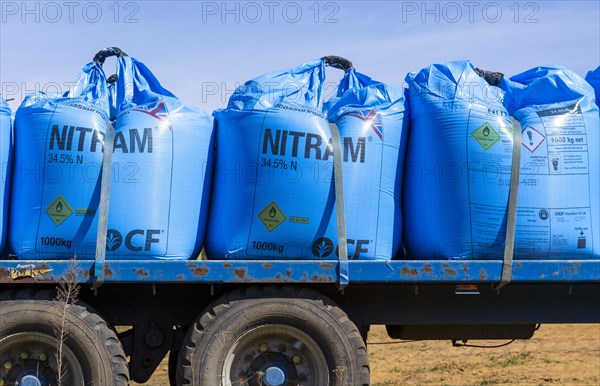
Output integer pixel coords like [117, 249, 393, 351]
[404, 61, 599, 260]
[206, 59, 406, 260]
[10, 53, 214, 259]
[501, 66, 599, 259]
[0, 99, 12, 255]
[585, 66, 600, 108]
[403, 60, 514, 260]
[206, 60, 336, 260]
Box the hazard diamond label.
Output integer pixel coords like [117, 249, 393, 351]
[522, 126, 546, 153]
[471, 123, 501, 150]
[46, 194, 74, 226]
[258, 201, 287, 232]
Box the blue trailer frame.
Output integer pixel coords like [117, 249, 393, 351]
[1, 259, 598, 284]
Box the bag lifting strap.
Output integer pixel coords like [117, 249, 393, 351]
[92, 121, 115, 291]
[494, 117, 522, 290]
[329, 123, 349, 290]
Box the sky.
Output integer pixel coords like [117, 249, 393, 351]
[1, 0, 599, 113]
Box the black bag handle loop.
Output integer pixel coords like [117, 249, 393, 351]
[322, 56, 353, 72]
[93, 47, 128, 84]
[93, 47, 128, 65]
[475, 67, 504, 87]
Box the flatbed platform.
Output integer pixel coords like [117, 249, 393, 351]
[1, 259, 598, 284]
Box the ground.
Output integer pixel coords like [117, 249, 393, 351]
[135, 323, 599, 385]
[368, 324, 600, 386]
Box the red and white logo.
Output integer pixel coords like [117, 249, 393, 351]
[132, 101, 172, 129]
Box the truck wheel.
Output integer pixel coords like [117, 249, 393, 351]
[168, 350, 179, 386]
[0, 289, 129, 386]
[177, 286, 369, 386]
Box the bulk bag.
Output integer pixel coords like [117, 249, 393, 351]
[403, 60, 514, 259]
[585, 66, 600, 108]
[107, 56, 214, 259]
[11, 61, 110, 258]
[0, 99, 12, 255]
[206, 59, 338, 259]
[501, 66, 599, 259]
[206, 57, 406, 260]
[10, 50, 214, 260]
[326, 68, 407, 259]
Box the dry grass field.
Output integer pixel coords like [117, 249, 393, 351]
[135, 323, 600, 385]
[368, 324, 600, 386]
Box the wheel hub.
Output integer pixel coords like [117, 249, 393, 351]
[3, 360, 53, 386]
[0, 333, 84, 386]
[247, 353, 296, 386]
[263, 366, 285, 386]
[18, 374, 43, 386]
[223, 325, 328, 386]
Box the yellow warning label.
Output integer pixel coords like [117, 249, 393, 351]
[290, 216, 309, 224]
[471, 123, 501, 150]
[258, 201, 287, 232]
[46, 194, 74, 226]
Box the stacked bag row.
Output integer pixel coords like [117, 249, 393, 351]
[8, 48, 214, 259]
[0, 52, 598, 261]
[3, 54, 409, 261]
[206, 57, 407, 260]
[208, 58, 600, 261]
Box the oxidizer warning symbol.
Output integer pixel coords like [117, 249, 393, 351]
[471, 123, 500, 150]
[46, 194, 74, 226]
[258, 201, 287, 232]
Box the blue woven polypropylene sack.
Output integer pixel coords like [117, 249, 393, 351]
[107, 56, 214, 259]
[10, 55, 214, 260]
[586, 66, 600, 108]
[206, 59, 406, 260]
[0, 99, 12, 255]
[11, 62, 110, 258]
[501, 66, 599, 259]
[206, 59, 336, 259]
[403, 60, 514, 260]
[327, 68, 407, 259]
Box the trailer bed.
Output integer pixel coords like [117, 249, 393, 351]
[1, 259, 598, 284]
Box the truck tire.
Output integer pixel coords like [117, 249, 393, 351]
[168, 349, 179, 386]
[176, 286, 370, 386]
[0, 289, 129, 386]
